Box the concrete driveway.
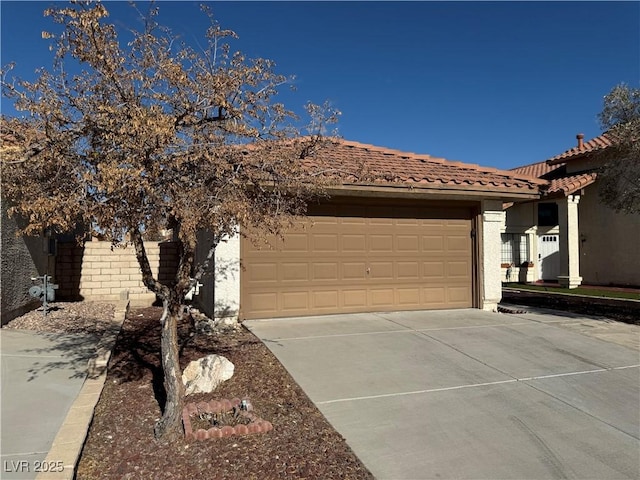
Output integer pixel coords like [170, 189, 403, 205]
[246, 309, 640, 479]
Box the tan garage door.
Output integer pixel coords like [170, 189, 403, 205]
[241, 201, 474, 319]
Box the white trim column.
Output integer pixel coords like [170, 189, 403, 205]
[482, 200, 506, 311]
[557, 195, 582, 289]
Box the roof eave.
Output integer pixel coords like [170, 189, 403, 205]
[328, 183, 541, 201]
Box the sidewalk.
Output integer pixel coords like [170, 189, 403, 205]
[1, 329, 95, 480]
[0, 301, 127, 480]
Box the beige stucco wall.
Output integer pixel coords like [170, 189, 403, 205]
[578, 183, 640, 286]
[482, 200, 506, 311]
[1, 200, 55, 324]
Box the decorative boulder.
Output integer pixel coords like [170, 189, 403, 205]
[182, 355, 234, 395]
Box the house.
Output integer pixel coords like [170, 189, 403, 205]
[198, 139, 544, 320]
[504, 133, 640, 288]
[1, 129, 57, 324]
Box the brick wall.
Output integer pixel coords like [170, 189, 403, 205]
[56, 240, 179, 306]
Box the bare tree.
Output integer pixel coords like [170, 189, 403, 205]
[1, 1, 338, 440]
[597, 83, 640, 214]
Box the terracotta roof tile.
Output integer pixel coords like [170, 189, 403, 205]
[510, 159, 597, 198]
[511, 160, 562, 178]
[309, 140, 544, 194]
[546, 173, 597, 197]
[547, 133, 614, 165]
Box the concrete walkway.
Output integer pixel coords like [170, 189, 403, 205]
[1, 329, 98, 480]
[1, 301, 127, 480]
[246, 309, 640, 479]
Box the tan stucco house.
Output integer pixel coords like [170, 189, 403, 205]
[199, 140, 544, 320]
[504, 133, 640, 288]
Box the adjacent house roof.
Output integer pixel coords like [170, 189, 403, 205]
[309, 140, 544, 197]
[547, 133, 614, 165]
[510, 133, 605, 198]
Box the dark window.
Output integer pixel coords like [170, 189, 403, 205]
[501, 234, 529, 265]
[538, 203, 558, 226]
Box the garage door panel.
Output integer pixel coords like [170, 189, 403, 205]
[397, 262, 420, 280]
[396, 217, 420, 226]
[343, 262, 367, 280]
[423, 236, 445, 252]
[248, 263, 279, 283]
[312, 291, 339, 309]
[369, 262, 393, 280]
[312, 263, 339, 281]
[448, 286, 472, 304]
[423, 287, 446, 305]
[313, 234, 338, 252]
[397, 288, 421, 306]
[397, 235, 420, 252]
[342, 234, 366, 252]
[282, 234, 309, 252]
[423, 261, 445, 278]
[448, 261, 471, 278]
[370, 235, 393, 252]
[241, 202, 474, 319]
[282, 291, 309, 311]
[447, 235, 471, 253]
[246, 292, 278, 315]
[371, 289, 394, 306]
[343, 290, 367, 307]
[281, 263, 309, 282]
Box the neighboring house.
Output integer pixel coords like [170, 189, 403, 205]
[199, 139, 544, 320]
[505, 133, 640, 288]
[1, 130, 57, 325]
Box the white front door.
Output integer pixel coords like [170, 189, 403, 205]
[538, 234, 559, 281]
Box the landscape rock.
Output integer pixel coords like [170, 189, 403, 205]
[190, 308, 240, 335]
[182, 354, 235, 395]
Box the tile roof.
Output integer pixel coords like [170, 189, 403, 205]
[308, 140, 544, 195]
[510, 158, 597, 198]
[547, 133, 614, 165]
[546, 173, 597, 197]
[511, 160, 562, 179]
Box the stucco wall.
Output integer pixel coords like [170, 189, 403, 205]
[1, 200, 54, 325]
[482, 200, 506, 311]
[194, 230, 240, 319]
[578, 183, 640, 286]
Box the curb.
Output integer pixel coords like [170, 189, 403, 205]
[502, 287, 640, 304]
[35, 299, 129, 480]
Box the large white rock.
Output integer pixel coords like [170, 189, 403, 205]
[182, 354, 234, 395]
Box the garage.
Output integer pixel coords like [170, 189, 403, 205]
[240, 199, 477, 319]
[204, 140, 543, 321]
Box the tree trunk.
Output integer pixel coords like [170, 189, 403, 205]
[153, 298, 186, 441]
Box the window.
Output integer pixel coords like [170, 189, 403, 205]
[538, 203, 558, 226]
[501, 233, 529, 265]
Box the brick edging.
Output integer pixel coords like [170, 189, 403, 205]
[35, 299, 129, 480]
[183, 398, 273, 441]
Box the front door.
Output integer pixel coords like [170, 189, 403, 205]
[538, 234, 559, 281]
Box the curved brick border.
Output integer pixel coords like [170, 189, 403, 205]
[183, 397, 273, 441]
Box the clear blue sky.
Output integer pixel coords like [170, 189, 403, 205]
[2, 1, 638, 170]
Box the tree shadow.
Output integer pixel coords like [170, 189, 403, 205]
[4, 329, 101, 381]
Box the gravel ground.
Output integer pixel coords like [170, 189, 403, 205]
[4, 301, 116, 335]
